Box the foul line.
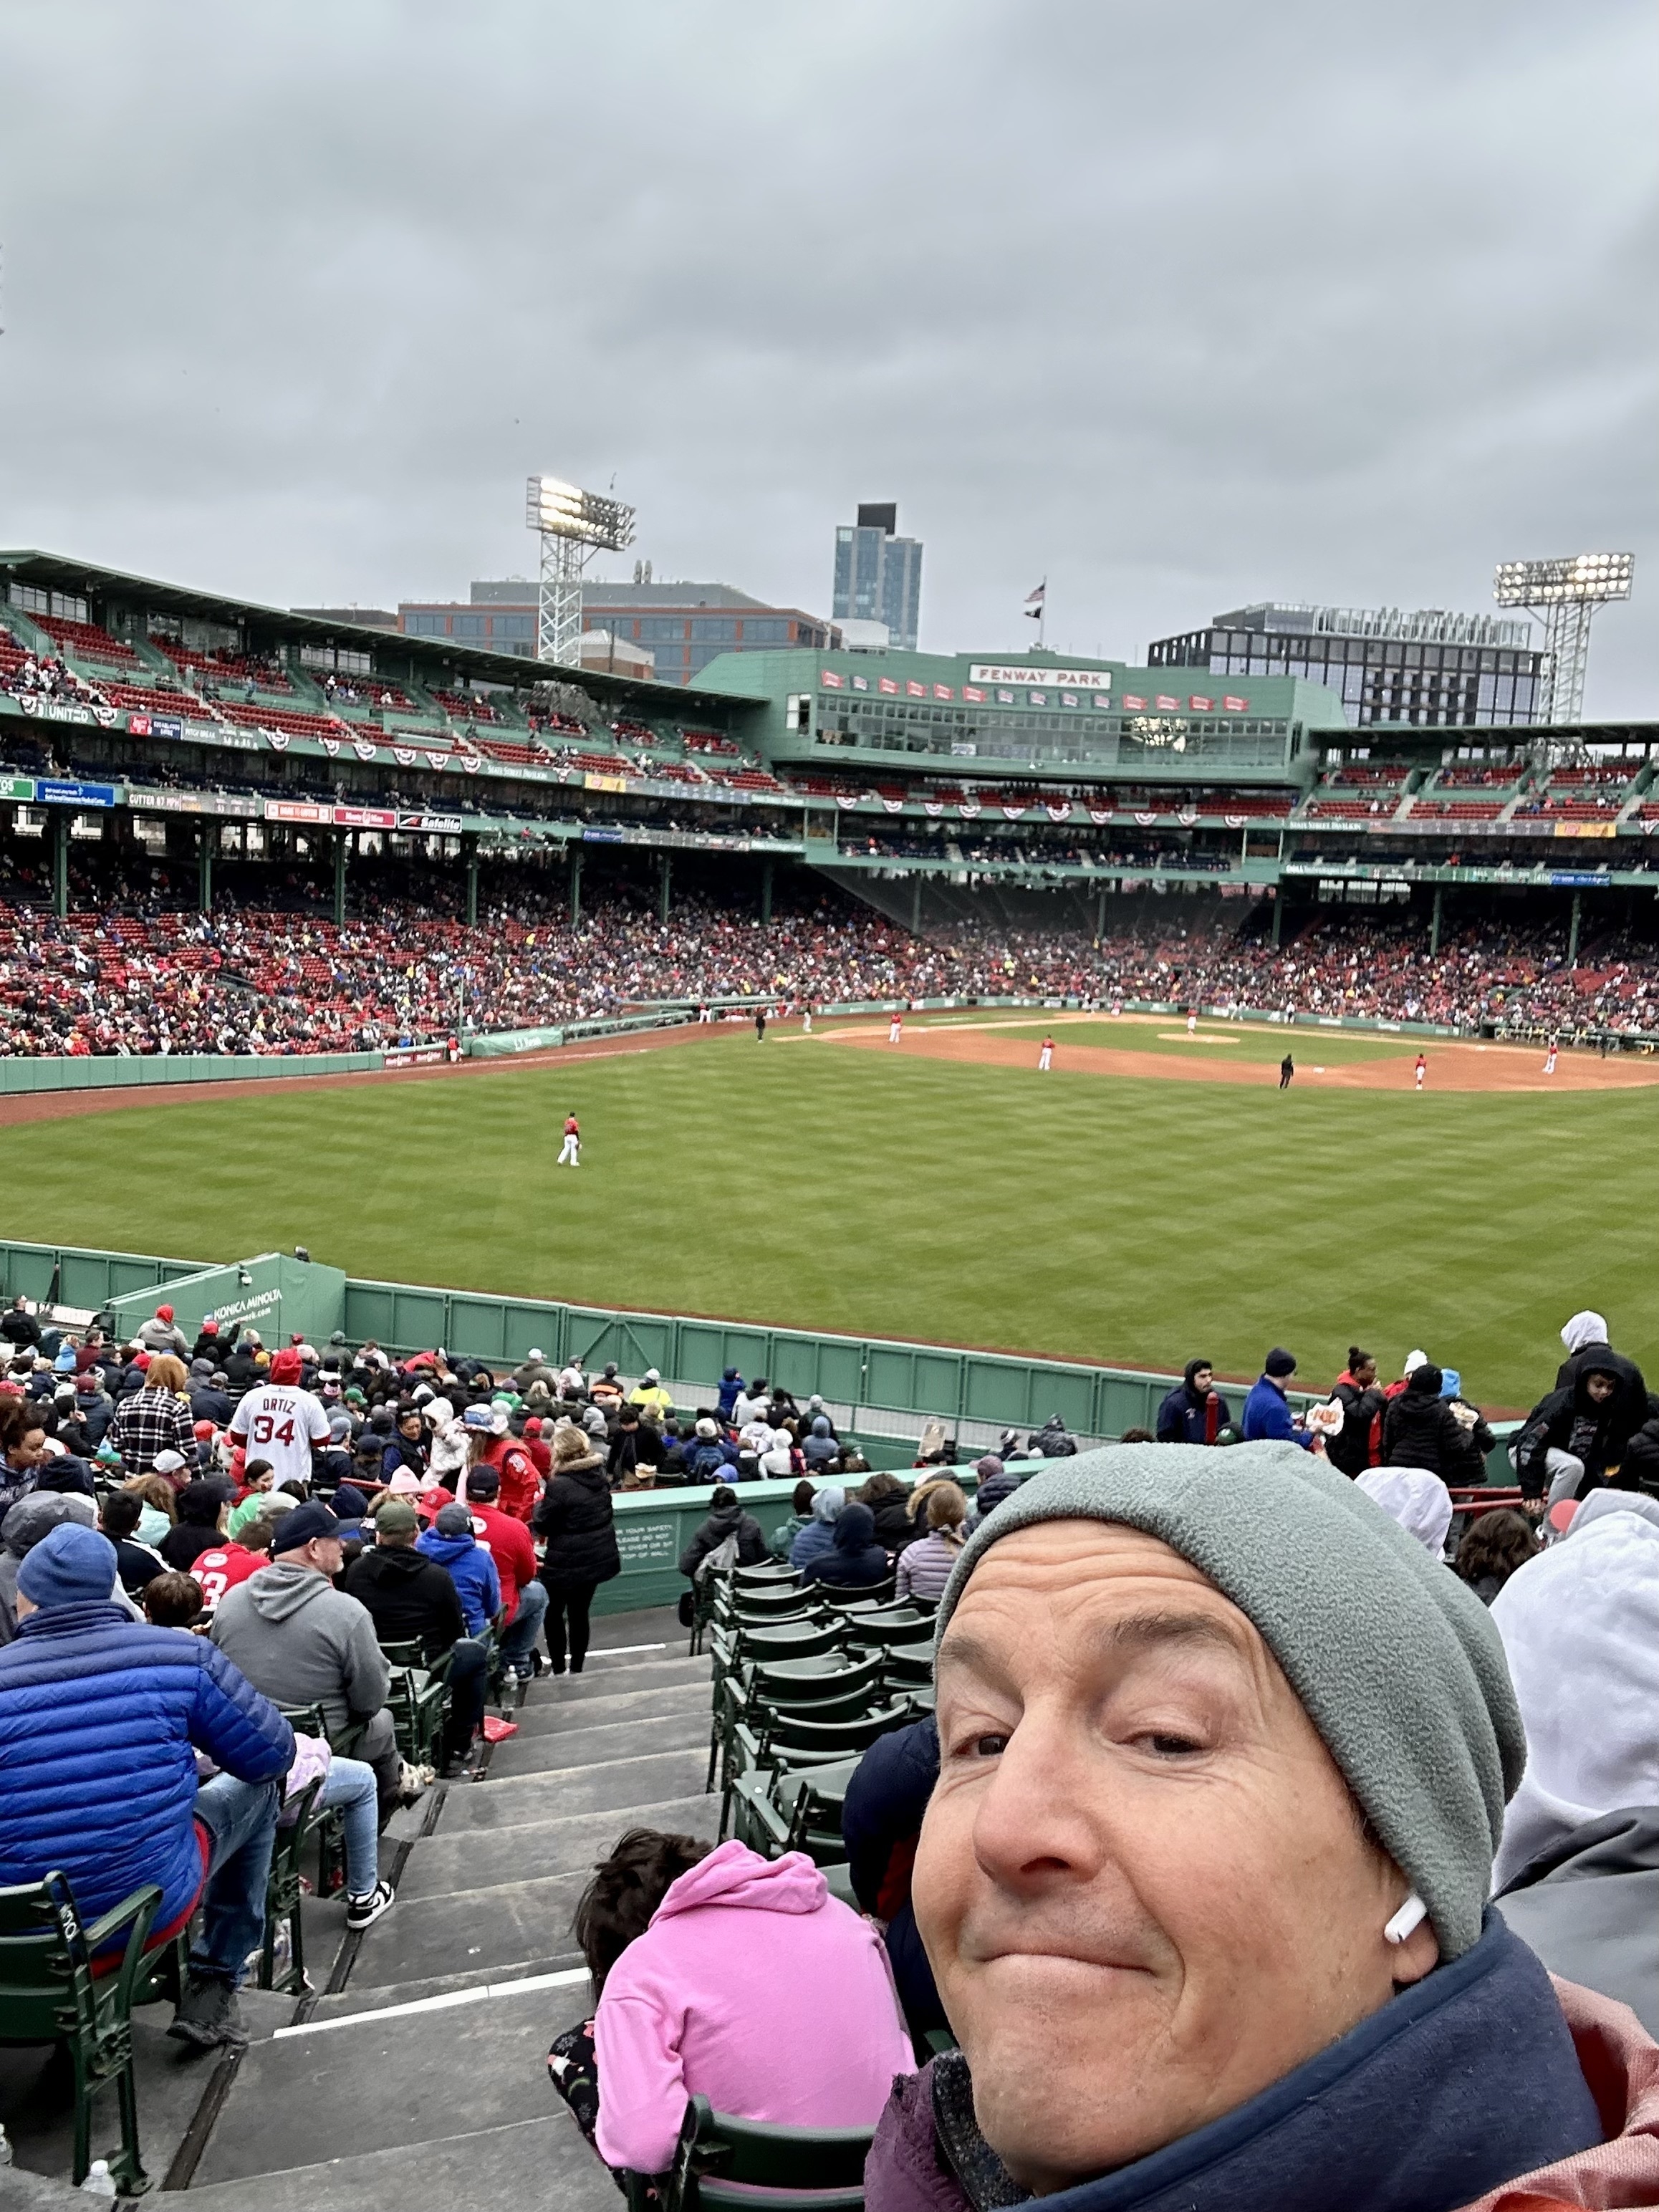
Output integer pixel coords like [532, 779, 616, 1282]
[272, 1965, 590, 2039]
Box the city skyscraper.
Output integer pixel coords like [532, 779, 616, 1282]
[832, 504, 923, 652]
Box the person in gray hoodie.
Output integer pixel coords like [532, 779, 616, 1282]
[211, 1501, 401, 1809]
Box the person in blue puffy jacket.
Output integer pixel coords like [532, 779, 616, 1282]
[417, 1501, 503, 1637]
[0, 1520, 295, 2053]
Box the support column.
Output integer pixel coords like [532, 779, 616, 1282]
[910, 875, 923, 931]
[463, 835, 479, 927]
[569, 843, 583, 928]
[52, 809, 69, 919]
[333, 832, 347, 927]
[760, 858, 773, 926]
[658, 850, 671, 923]
[1096, 885, 1107, 939]
[1567, 889, 1582, 969]
[1429, 883, 1443, 957]
[1271, 890, 1283, 948]
[198, 824, 213, 915]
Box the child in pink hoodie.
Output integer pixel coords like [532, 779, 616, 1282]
[550, 1830, 915, 2180]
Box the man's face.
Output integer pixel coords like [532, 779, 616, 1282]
[1585, 1372, 1616, 1404]
[917, 1521, 1435, 2193]
[297, 1535, 344, 1577]
[1190, 1367, 1213, 1394]
[399, 1415, 420, 1438]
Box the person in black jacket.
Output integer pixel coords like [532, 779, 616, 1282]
[159, 1481, 234, 1572]
[191, 1320, 238, 1367]
[1515, 1359, 1635, 1508]
[533, 1426, 620, 1674]
[802, 1501, 889, 1588]
[857, 1472, 917, 1554]
[1, 1297, 41, 1355]
[1437, 1370, 1497, 1487]
[344, 1499, 486, 1767]
[842, 1713, 946, 2039]
[1381, 1365, 1465, 1478]
[1554, 1314, 1647, 1459]
[1325, 1350, 1385, 1478]
[1155, 1360, 1233, 1447]
[678, 1484, 767, 1579]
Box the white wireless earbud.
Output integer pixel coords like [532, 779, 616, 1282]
[1384, 1893, 1428, 1946]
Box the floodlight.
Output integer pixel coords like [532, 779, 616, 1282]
[524, 475, 638, 667]
[1492, 553, 1635, 723]
[525, 476, 635, 554]
[1494, 554, 1633, 607]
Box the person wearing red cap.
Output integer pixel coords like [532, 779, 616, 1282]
[227, 1347, 330, 1494]
[139, 1304, 191, 1359]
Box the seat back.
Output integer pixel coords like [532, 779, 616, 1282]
[733, 1562, 798, 1589]
[726, 1585, 816, 1624]
[751, 1652, 883, 1706]
[0, 1873, 93, 2042]
[844, 1612, 934, 1653]
[736, 1620, 845, 1666]
[765, 1703, 913, 1763]
[668, 2094, 870, 2211]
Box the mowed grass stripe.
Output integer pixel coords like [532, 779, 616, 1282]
[19, 1032, 1657, 1409]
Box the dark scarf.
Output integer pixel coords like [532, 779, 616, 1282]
[928, 1915, 1601, 2212]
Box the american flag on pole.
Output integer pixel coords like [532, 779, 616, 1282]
[1024, 582, 1046, 620]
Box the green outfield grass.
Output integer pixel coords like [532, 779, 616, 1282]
[17, 1029, 1658, 1408]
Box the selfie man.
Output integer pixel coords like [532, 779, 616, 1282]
[866, 1442, 1659, 2211]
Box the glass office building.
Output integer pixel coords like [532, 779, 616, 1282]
[832, 504, 923, 653]
[1148, 602, 1544, 728]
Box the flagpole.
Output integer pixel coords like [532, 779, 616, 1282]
[1039, 577, 1047, 652]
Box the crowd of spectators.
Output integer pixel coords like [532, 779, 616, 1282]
[6, 1279, 1659, 2200]
[5, 873, 1659, 1056]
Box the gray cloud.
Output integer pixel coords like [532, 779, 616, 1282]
[1, 0, 1653, 711]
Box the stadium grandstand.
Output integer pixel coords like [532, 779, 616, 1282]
[4, 547, 1659, 1067]
[0, 1238, 1653, 2203]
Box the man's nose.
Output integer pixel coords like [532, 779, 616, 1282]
[971, 1711, 1105, 1894]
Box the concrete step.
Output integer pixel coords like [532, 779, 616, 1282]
[189, 1976, 595, 2189]
[504, 1676, 711, 1741]
[0, 1988, 296, 2195]
[399, 1786, 717, 1904]
[350, 1804, 717, 1991]
[488, 1704, 706, 1776]
[181, 2113, 615, 2212]
[438, 1747, 709, 1828]
[535, 1655, 708, 1703]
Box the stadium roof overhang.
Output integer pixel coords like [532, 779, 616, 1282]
[0, 549, 748, 720]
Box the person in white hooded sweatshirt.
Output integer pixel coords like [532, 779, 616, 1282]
[1489, 1488, 1659, 2034]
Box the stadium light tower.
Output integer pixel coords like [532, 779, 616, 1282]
[525, 476, 636, 668]
[1494, 552, 1634, 726]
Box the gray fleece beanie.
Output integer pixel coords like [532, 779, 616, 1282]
[933, 1441, 1525, 1961]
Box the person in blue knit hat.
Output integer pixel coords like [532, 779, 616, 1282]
[0, 1519, 294, 2053]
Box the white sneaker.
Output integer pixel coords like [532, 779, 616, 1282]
[345, 1879, 396, 1932]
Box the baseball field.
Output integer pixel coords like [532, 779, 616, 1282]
[10, 1011, 1658, 1411]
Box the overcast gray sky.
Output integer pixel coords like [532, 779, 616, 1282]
[3, 0, 1654, 711]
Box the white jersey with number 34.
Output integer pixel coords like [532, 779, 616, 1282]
[229, 1384, 331, 1491]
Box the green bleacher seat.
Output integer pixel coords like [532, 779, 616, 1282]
[0, 1870, 162, 2193]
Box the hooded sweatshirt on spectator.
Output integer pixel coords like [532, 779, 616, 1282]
[592, 1840, 913, 2175]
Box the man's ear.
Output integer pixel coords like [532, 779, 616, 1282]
[1388, 1910, 1440, 1990]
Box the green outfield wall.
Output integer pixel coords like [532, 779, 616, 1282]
[0, 1240, 1521, 1531]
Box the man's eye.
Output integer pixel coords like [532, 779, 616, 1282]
[954, 1731, 1009, 1759]
[1144, 1732, 1203, 1757]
